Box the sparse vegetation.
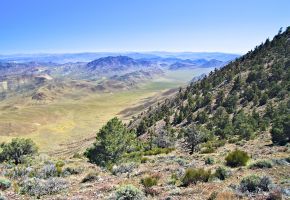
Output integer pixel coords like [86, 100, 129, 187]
[111, 162, 137, 175]
[81, 172, 99, 183]
[140, 157, 150, 163]
[249, 160, 273, 169]
[114, 184, 145, 200]
[214, 166, 231, 180]
[181, 168, 211, 186]
[141, 175, 159, 188]
[20, 177, 68, 197]
[205, 157, 214, 165]
[0, 25, 289, 200]
[240, 175, 272, 193]
[225, 149, 250, 167]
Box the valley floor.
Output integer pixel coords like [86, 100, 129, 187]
[0, 68, 211, 154]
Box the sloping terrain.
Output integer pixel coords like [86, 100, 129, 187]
[0, 28, 289, 200]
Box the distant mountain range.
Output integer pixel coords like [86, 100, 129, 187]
[0, 53, 238, 102]
[86, 56, 155, 74]
[168, 58, 227, 70]
[0, 52, 240, 64]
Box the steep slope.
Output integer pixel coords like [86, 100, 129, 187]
[131, 27, 290, 145]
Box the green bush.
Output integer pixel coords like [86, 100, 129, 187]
[214, 166, 231, 180]
[115, 184, 145, 200]
[0, 179, 11, 190]
[200, 146, 215, 154]
[0, 138, 38, 164]
[225, 149, 250, 167]
[249, 160, 273, 169]
[55, 161, 64, 177]
[240, 175, 272, 192]
[140, 157, 150, 163]
[141, 175, 159, 188]
[205, 157, 214, 165]
[181, 168, 211, 186]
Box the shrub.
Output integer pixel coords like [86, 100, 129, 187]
[6, 166, 32, 179]
[0, 179, 11, 190]
[200, 146, 215, 154]
[62, 166, 82, 176]
[225, 149, 250, 167]
[39, 163, 58, 179]
[211, 140, 226, 148]
[240, 175, 272, 193]
[141, 174, 160, 196]
[141, 157, 150, 163]
[55, 161, 65, 176]
[141, 175, 159, 188]
[20, 177, 68, 197]
[168, 173, 178, 185]
[175, 158, 188, 166]
[181, 168, 211, 186]
[249, 160, 273, 169]
[143, 147, 174, 156]
[153, 129, 175, 148]
[81, 172, 98, 183]
[205, 157, 214, 165]
[112, 162, 137, 175]
[0, 138, 38, 164]
[115, 184, 145, 200]
[214, 166, 231, 180]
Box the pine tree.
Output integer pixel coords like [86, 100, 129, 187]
[85, 117, 136, 167]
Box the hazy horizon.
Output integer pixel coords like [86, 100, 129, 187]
[0, 51, 241, 56]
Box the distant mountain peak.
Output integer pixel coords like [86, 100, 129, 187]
[86, 56, 154, 73]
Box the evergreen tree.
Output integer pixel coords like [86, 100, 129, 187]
[137, 120, 148, 136]
[184, 126, 203, 154]
[85, 117, 136, 167]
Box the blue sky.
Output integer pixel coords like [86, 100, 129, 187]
[0, 0, 289, 54]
